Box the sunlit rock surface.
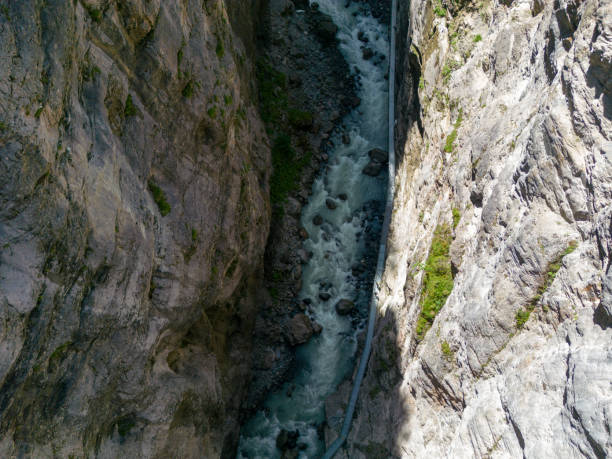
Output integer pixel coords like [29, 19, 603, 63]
[333, 0, 611, 457]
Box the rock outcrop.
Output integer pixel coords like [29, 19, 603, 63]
[328, 0, 611, 457]
[0, 1, 269, 457]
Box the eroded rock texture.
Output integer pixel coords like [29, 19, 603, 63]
[330, 0, 611, 457]
[0, 1, 269, 457]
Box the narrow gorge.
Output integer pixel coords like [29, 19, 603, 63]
[0, 0, 610, 459]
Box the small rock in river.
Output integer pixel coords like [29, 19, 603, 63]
[362, 47, 374, 60]
[362, 161, 384, 176]
[368, 148, 388, 163]
[313, 215, 323, 225]
[338, 193, 348, 201]
[319, 292, 331, 301]
[325, 198, 337, 210]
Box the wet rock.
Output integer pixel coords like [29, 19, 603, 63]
[280, 0, 295, 16]
[286, 197, 302, 217]
[343, 95, 361, 108]
[299, 226, 309, 239]
[276, 429, 299, 451]
[326, 198, 337, 210]
[319, 292, 331, 301]
[314, 17, 338, 43]
[362, 47, 374, 60]
[335, 299, 355, 315]
[286, 313, 314, 346]
[312, 321, 323, 334]
[302, 297, 312, 305]
[368, 148, 388, 163]
[357, 30, 369, 43]
[362, 161, 384, 176]
[297, 249, 312, 264]
[313, 215, 324, 225]
[338, 193, 348, 201]
[342, 133, 351, 144]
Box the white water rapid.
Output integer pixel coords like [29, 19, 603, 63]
[238, 3, 389, 457]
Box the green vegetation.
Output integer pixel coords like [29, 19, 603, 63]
[82, 64, 101, 82]
[224, 94, 233, 106]
[177, 39, 186, 67]
[207, 106, 217, 118]
[215, 37, 224, 58]
[256, 60, 288, 125]
[34, 107, 43, 118]
[419, 76, 425, 89]
[515, 308, 531, 329]
[516, 240, 578, 329]
[148, 180, 171, 216]
[124, 94, 137, 117]
[226, 258, 238, 277]
[452, 208, 461, 229]
[444, 108, 463, 153]
[441, 340, 454, 361]
[0, 121, 7, 131]
[473, 34, 482, 43]
[49, 341, 72, 362]
[87, 7, 102, 23]
[288, 108, 313, 130]
[416, 224, 454, 340]
[182, 80, 195, 98]
[0, 5, 10, 20]
[442, 60, 460, 84]
[191, 228, 198, 242]
[434, 5, 447, 17]
[269, 133, 310, 205]
[116, 416, 136, 437]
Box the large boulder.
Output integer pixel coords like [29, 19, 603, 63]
[286, 313, 314, 346]
[335, 299, 355, 315]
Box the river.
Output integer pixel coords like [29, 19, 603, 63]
[238, 2, 389, 457]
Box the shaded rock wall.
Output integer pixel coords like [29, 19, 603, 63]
[339, 0, 611, 457]
[0, 0, 269, 457]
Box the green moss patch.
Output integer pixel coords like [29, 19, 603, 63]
[148, 180, 171, 216]
[444, 108, 463, 153]
[515, 241, 578, 329]
[124, 94, 137, 117]
[416, 224, 454, 340]
[256, 60, 288, 125]
[269, 133, 310, 206]
[441, 340, 454, 361]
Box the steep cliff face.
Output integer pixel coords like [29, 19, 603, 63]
[0, 1, 269, 457]
[337, 0, 611, 457]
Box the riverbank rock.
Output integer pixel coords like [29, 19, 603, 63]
[286, 314, 315, 346]
[335, 299, 355, 315]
